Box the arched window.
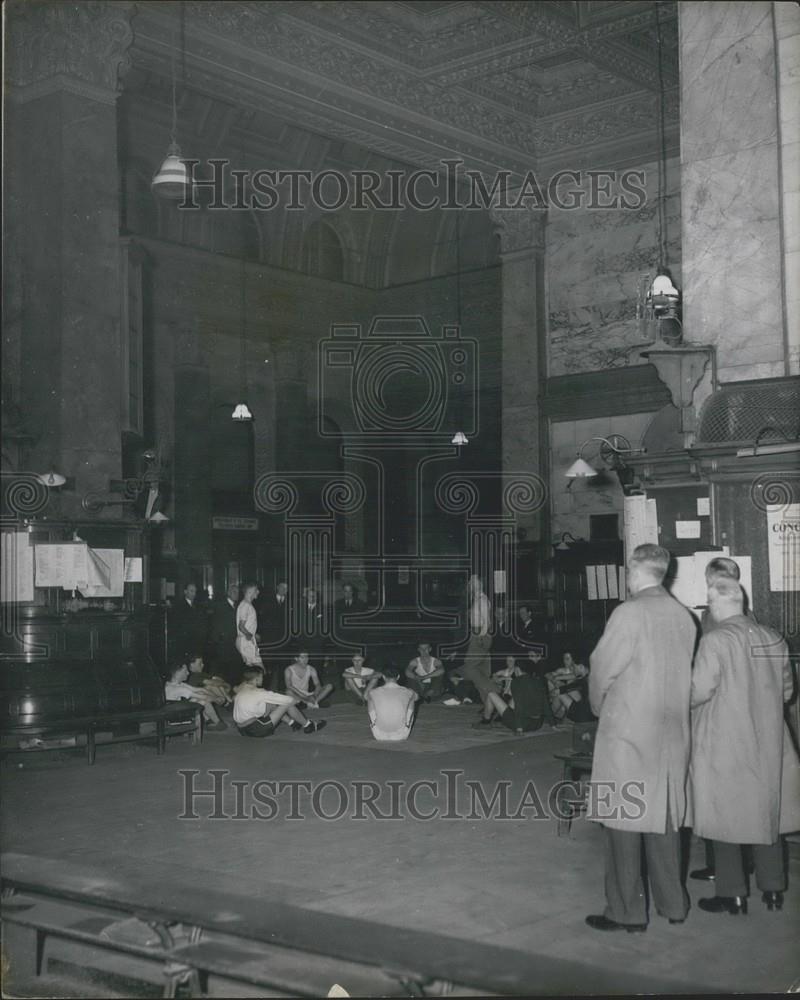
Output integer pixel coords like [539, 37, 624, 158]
[302, 221, 344, 281]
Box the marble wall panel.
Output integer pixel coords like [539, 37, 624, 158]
[547, 157, 681, 376]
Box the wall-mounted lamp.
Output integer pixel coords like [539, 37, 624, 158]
[553, 531, 579, 551]
[451, 431, 469, 446]
[565, 435, 643, 489]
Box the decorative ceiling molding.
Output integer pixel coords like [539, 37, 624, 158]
[128, 1, 680, 181]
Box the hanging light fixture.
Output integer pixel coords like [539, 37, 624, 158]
[450, 212, 468, 447]
[152, 3, 192, 200]
[637, 3, 681, 343]
[233, 162, 253, 422]
[37, 470, 66, 488]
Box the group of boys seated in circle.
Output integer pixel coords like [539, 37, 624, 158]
[165, 641, 594, 742]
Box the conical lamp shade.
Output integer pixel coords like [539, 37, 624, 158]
[451, 431, 468, 446]
[565, 457, 598, 479]
[152, 142, 192, 199]
[232, 403, 253, 421]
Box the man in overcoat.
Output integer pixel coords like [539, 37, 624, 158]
[586, 544, 697, 932]
[689, 576, 795, 914]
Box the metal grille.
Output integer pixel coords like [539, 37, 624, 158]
[697, 378, 800, 444]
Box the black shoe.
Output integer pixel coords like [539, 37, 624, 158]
[689, 867, 715, 882]
[762, 891, 784, 911]
[585, 914, 646, 933]
[698, 896, 747, 915]
[303, 720, 327, 733]
[668, 918, 686, 925]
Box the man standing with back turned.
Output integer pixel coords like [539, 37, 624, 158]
[586, 544, 697, 932]
[689, 576, 795, 915]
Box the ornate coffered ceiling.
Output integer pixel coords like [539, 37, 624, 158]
[127, 0, 679, 180]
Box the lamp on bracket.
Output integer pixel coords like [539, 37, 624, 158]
[565, 435, 643, 489]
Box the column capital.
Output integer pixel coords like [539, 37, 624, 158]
[7, 1, 135, 106]
[489, 206, 547, 258]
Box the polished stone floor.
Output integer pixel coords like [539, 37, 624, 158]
[2, 703, 799, 995]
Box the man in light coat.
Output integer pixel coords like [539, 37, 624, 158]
[586, 544, 697, 933]
[689, 576, 795, 914]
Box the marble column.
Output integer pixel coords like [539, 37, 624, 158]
[774, 2, 800, 375]
[680, 1, 790, 382]
[490, 207, 547, 541]
[5, 2, 134, 514]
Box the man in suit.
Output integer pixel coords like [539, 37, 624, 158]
[517, 604, 538, 648]
[170, 583, 208, 666]
[210, 583, 241, 685]
[586, 544, 696, 932]
[301, 587, 326, 659]
[689, 577, 795, 914]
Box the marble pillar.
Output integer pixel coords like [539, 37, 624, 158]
[680, 1, 790, 382]
[490, 208, 546, 540]
[5, 2, 134, 514]
[774, 2, 800, 375]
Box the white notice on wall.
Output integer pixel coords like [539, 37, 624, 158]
[81, 548, 124, 598]
[596, 565, 609, 600]
[676, 520, 701, 539]
[606, 565, 619, 600]
[767, 504, 800, 592]
[1, 532, 35, 603]
[124, 557, 143, 583]
[624, 494, 659, 562]
[34, 542, 89, 589]
[670, 556, 698, 609]
[586, 565, 598, 601]
[697, 497, 711, 517]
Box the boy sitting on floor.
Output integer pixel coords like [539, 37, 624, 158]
[184, 652, 232, 706]
[473, 658, 546, 734]
[165, 663, 226, 731]
[284, 650, 334, 710]
[342, 653, 380, 704]
[405, 641, 445, 702]
[367, 665, 418, 741]
[233, 669, 326, 737]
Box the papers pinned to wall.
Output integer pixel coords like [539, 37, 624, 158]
[623, 494, 659, 562]
[124, 557, 143, 583]
[33, 543, 125, 597]
[767, 504, 800, 592]
[1, 532, 35, 603]
[586, 565, 622, 601]
[80, 549, 124, 597]
[668, 548, 754, 613]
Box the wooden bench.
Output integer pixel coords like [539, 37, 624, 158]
[553, 751, 594, 836]
[0, 851, 706, 998]
[1, 702, 203, 765]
